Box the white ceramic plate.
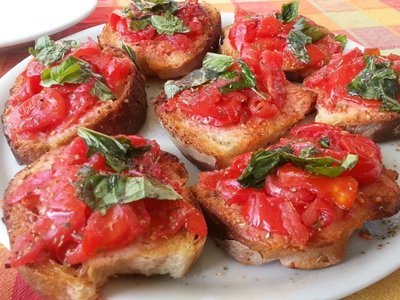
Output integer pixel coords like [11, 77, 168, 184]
[1, 13, 400, 300]
[0, 0, 97, 49]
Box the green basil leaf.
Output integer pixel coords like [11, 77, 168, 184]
[238, 145, 358, 188]
[220, 60, 256, 93]
[318, 136, 330, 148]
[278, 0, 299, 23]
[287, 28, 312, 64]
[76, 167, 181, 215]
[91, 80, 116, 101]
[298, 145, 320, 158]
[77, 127, 151, 172]
[149, 11, 190, 35]
[29, 35, 80, 66]
[40, 56, 91, 87]
[164, 67, 219, 98]
[334, 34, 348, 48]
[347, 55, 400, 113]
[294, 18, 328, 42]
[305, 154, 358, 177]
[130, 18, 150, 31]
[132, 0, 178, 13]
[202, 53, 235, 73]
[122, 43, 141, 71]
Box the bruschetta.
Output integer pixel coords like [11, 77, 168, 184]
[2, 36, 147, 164]
[155, 51, 316, 170]
[304, 48, 400, 141]
[3, 128, 207, 300]
[220, 0, 345, 78]
[99, 0, 221, 79]
[191, 123, 400, 269]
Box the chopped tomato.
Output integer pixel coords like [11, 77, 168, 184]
[241, 192, 287, 235]
[364, 48, 380, 56]
[277, 164, 358, 210]
[81, 205, 145, 257]
[8, 233, 47, 267]
[301, 198, 336, 229]
[7, 89, 67, 134]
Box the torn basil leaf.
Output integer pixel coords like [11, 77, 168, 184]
[40, 56, 91, 87]
[149, 11, 190, 35]
[164, 68, 219, 98]
[318, 136, 330, 149]
[77, 127, 151, 172]
[347, 56, 400, 113]
[202, 53, 235, 73]
[277, 0, 299, 23]
[122, 43, 141, 70]
[334, 34, 348, 48]
[91, 80, 115, 101]
[238, 145, 358, 188]
[29, 35, 80, 66]
[76, 167, 181, 215]
[130, 19, 150, 31]
[132, 0, 178, 14]
[287, 28, 312, 64]
[294, 18, 328, 42]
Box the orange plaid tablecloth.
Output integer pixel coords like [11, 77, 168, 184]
[1, 0, 400, 299]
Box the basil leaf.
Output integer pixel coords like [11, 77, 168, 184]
[130, 19, 150, 31]
[132, 0, 178, 13]
[294, 18, 328, 42]
[287, 29, 312, 64]
[305, 154, 358, 177]
[334, 34, 348, 48]
[77, 127, 151, 172]
[149, 11, 190, 35]
[202, 53, 235, 73]
[318, 136, 330, 149]
[122, 43, 141, 71]
[278, 0, 299, 23]
[164, 67, 219, 98]
[219, 60, 265, 99]
[76, 168, 181, 215]
[91, 80, 115, 101]
[347, 56, 400, 113]
[40, 56, 91, 87]
[238, 145, 359, 188]
[29, 35, 80, 66]
[298, 145, 320, 158]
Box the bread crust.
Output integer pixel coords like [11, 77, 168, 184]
[2, 46, 147, 165]
[192, 168, 400, 269]
[315, 103, 400, 142]
[155, 83, 316, 170]
[4, 145, 206, 300]
[98, 2, 221, 79]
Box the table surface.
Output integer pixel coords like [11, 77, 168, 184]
[0, 1, 399, 299]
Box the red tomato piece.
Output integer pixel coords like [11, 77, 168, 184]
[8, 89, 67, 134]
[279, 200, 311, 246]
[81, 205, 144, 257]
[257, 16, 282, 37]
[241, 192, 287, 235]
[301, 198, 336, 229]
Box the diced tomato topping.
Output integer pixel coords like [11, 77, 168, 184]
[228, 9, 342, 73]
[199, 123, 382, 246]
[8, 135, 207, 267]
[110, 1, 207, 52]
[7, 89, 68, 134]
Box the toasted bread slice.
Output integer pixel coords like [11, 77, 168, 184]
[315, 105, 400, 142]
[192, 167, 400, 269]
[99, 2, 221, 79]
[220, 23, 341, 78]
[3, 139, 206, 300]
[155, 83, 316, 170]
[2, 46, 147, 165]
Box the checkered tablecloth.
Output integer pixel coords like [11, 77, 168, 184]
[1, 1, 400, 299]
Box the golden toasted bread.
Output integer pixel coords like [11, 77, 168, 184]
[99, 2, 221, 79]
[4, 139, 206, 300]
[155, 83, 316, 170]
[192, 167, 400, 269]
[2, 46, 147, 165]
